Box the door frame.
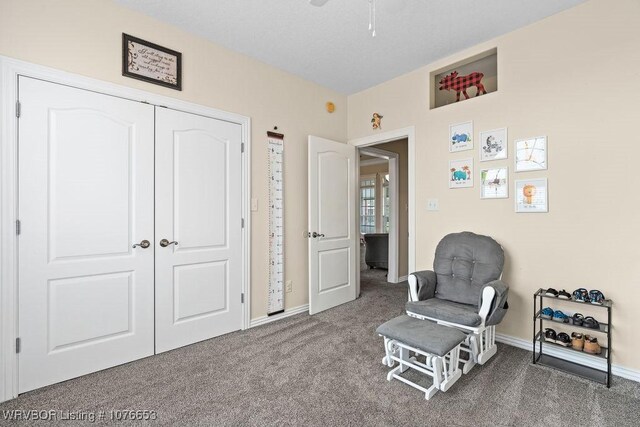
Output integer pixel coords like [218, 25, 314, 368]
[349, 127, 416, 297]
[0, 56, 252, 403]
[358, 147, 400, 283]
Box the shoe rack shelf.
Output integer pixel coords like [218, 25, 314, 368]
[532, 288, 612, 388]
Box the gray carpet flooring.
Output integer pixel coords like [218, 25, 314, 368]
[1, 263, 639, 426]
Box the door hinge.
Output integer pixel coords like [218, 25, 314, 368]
[16, 219, 21, 235]
[241, 293, 245, 304]
[16, 100, 21, 118]
[16, 337, 21, 354]
[241, 218, 245, 228]
[241, 143, 245, 153]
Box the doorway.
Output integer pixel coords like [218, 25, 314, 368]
[358, 140, 409, 288]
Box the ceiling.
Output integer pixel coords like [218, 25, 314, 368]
[115, 0, 586, 94]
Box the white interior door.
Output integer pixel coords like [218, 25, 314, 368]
[154, 107, 243, 353]
[18, 77, 155, 393]
[308, 136, 357, 315]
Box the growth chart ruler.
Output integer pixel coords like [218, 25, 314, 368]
[267, 131, 285, 315]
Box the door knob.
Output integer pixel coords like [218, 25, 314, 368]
[160, 239, 178, 247]
[311, 232, 325, 238]
[132, 239, 150, 249]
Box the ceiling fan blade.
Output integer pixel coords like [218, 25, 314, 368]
[309, 0, 330, 7]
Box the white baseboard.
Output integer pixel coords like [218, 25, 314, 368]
[397, 275, 408, 282]
[495, 333, 640, 383]
[249, 304, 309, 328]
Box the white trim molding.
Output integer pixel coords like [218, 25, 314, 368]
[249, 304, 309, 328]
[0, 55, 252, 403]
[496, 333, 640, 384]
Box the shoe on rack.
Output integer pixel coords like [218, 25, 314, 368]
[552, 310, 569, 323]
[556, 332, 572, 347]
[573, 288, 590, 303]
[544, 328, 557, 343]
[583, 316, 600, 330]
[589, 290, 606, 305]
[572, 313, 584, 326]
[571, 332, 585, 351]
[540, 307, 554, 319]
[558, 289, 571, 299]
[584, 335, 602, 355]
[545, 288, 559, 297]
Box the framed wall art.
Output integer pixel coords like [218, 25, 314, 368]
[515, 136, 547, 172]
[515, 178, 548, 213]
[122, 33, 182, 90]
[480, 167, 508, 199]
[479, 127, 507, 161]
[449, 121, 473, 152]
[449, 158, 473, 189]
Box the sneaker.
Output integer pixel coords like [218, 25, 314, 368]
[545, 288, 559, 297]
[573, 288, 590, 303]
[558, 289, 571, 299]
[583, 316, 600, 330]
[544, 328, 557, 342]
[584, 335, 602, 354]
[571, 332, 585, 351]
[552, 310, 569, 323]
[556, 332, 572, 347]
[540, 307, 554, 319]
[589, 290, 605, 305]
[572, 313, 584, 326]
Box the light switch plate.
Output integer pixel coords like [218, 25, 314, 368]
[251, 198, 258, 211]
[285, 280, 293, 293]
[427, 199, 439, 211]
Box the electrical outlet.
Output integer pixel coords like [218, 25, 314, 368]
[285, 280, 293, 293]
[427, 199, 439, 211]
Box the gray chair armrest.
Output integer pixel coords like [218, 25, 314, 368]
[409, 270, 437, 302]
[479, 279, 509, 326]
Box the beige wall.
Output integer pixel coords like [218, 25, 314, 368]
[348, 0, 640, 371]
[0, 0, 348, 319]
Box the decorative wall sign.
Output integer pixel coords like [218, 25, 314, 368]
[371, 112, 383, 130]
[122, 33, 182, 90]
[479, 127, 508, 161]
[439, 71, 487, 102]
[267, 131, 285, 315]
[515, 136, 547, 172]
[480, 167, 509, 199]
[449, 158, 474, 189]
[515, 178, 548, 212]
[449, 121, 473, 152]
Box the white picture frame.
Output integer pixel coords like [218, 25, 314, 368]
[479, 127, 508, 161]
[449, 158, 473, 189]
[480, 167, 509, 199]
[515, 136, 547, 172]
[515, 178, 548, 213]
[449, 121, 473, 152]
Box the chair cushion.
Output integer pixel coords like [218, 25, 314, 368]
[405, 298, 482, 327]
[433, 232, 504, 306]
[376, 315, 466, 357]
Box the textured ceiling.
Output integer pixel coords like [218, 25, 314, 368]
[115, 0, 586, 94]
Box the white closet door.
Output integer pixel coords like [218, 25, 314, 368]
[18, 77, 155, 393]
[154, 108, 243, 353]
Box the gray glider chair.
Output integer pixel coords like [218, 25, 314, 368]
[363, 233, 389, 269]
[406, 232, 509, 373]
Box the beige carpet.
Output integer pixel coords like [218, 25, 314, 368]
[1, 265, 639, 426]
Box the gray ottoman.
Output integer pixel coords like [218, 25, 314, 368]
[376, 315, 466, 399]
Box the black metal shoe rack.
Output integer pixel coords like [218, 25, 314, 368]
[532, 288, 612, 387]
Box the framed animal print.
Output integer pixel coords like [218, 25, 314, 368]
[449, 121, 473, 152]
[515, 136, 547, 172]
[480, 167, 508, 199]
[479, 128, 507, 162]
[515, 178, 548, 213]
[449, 158, 473, 189]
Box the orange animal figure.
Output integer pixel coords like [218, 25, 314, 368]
[371, 112, 383, 130]
[522, 184, 537, 204]
[439, 71, 487, 102]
